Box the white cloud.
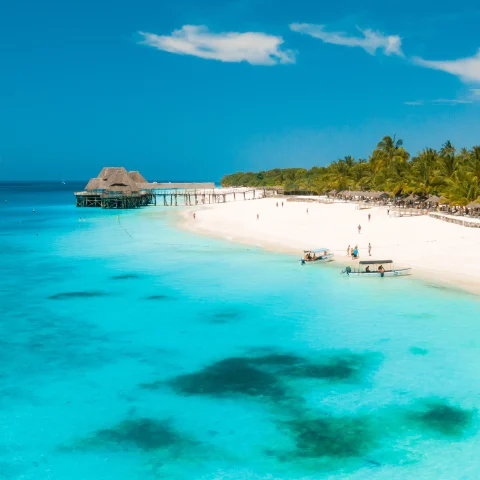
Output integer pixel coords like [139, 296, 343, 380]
[405, 97, 477, 106]
[413, 50, 480, 83]
[138, 25, 295, 66]
[432, 98, 473, 105]
[289, 23, 403, 56]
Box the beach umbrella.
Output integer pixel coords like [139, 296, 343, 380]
[467, 201, 480, 210]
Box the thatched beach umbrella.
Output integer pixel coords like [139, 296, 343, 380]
[427, 195, 440, 204]
[405, 193, 419, 203]
[467, 201, 480, 210]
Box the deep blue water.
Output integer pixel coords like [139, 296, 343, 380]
[1, 182, 480, 479]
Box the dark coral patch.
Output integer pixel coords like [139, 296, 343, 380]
[409, 346, 428, 356]
[69, 418, 184, 452]
[208, 311, 242, 324]
[145, 351, 379, 401]
[145, 295, 174, 301]
[281, 415, 376, 459]
[48, 291, 109, 300]
[167, 357, 286, 399]
[408, 401, 475, 437]
[111, 274, 141, 280]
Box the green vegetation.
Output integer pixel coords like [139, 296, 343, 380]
[221, 136, 480, 205]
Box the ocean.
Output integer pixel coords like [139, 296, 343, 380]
[1, 182, 480, 480]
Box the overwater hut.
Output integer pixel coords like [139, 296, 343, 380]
[77, 167, 150, 208]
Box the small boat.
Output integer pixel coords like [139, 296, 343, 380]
[301, 248, 334, 264]
[341, 260, 411, 277]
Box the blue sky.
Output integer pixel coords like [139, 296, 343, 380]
[1, 0, 479, 181]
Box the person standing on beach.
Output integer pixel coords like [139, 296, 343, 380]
[306, 208, 309, 214]
[257, 214, 259, 220]
[358, 224, 362, 234]
[281, 201, 284, 207]
[368, 242, 372, 256]
[347, 245, 350, 256]
[193, 213, 196, 220]
[387, 209, 390, 216]
[368, 213, 371, 222]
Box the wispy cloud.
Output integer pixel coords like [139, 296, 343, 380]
[138, 25, 295, 66]
[413, 50, 480, 83]
[289, 23, 403, 56]
[432, 98, 473, 105]
[405, 91, 480, 107]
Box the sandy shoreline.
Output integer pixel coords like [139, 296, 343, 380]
[176, 198, 480, 296]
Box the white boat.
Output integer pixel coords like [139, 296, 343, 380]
[301, 248, 334, 264]
[341, 260, 411, 277]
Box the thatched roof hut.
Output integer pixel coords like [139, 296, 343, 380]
[85, 167, 141, 193]
[405, 194, 419, 202]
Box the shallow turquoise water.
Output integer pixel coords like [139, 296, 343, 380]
[1, 183, 480, 479]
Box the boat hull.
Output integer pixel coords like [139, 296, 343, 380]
[342, 268, 411, 277]
[304, 254, 335, 263]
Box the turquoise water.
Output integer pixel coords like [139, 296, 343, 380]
[1, 183, 480, 479]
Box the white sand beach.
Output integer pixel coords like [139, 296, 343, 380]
[180, 197, 480, 295]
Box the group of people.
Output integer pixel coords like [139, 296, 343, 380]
[347, 245, 359, 259]
[347, 242, 372, 259]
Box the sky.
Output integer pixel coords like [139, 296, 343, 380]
[1, 0, 480, 181]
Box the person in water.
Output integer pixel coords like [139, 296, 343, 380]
[366, 266, 371, 273]
[378, 265, 385, 277]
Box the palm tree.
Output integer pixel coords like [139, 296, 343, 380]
[442, 171, 480, 205]
[437, 140, 458, 179]
[407, 148, 439, 195]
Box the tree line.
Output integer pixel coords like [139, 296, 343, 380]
[220, 136, 480, 205]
